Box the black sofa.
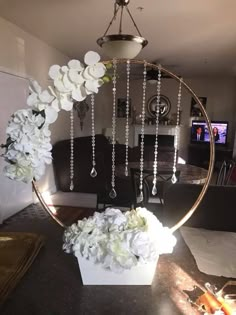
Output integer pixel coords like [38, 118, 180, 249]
[52, 134, 175, 207]
[52, 135, 135, 206]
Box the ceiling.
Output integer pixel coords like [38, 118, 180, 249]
[0, 0, 236, 77]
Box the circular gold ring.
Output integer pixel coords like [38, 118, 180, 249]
[33, 59, 215, 232]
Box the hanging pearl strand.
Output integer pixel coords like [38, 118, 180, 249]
[139, 61, 147, 202]
[152, 66, 162, 195]
[125, 59, 131, 177]
[172, 78, 183, 184]
[109, 58, 117, 199]
[69, 108, 74, 191]
[90, 93, 97, 178]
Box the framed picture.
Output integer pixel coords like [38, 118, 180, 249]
[117, 98, 131, 118]
[190, 97, 207, 117]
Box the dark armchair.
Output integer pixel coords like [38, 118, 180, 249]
[130, 168, 180, 208]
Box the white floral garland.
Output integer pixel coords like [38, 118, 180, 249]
[63, 207, 177, 273]
[1, 51, 106, 183]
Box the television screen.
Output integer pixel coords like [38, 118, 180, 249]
[191, 120, 228, 145]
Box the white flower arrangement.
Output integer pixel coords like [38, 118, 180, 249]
[1, 51, 107, 183]
[63, 207, 177, 273]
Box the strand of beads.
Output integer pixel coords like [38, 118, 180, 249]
[139, 61, 147, 202]
[109, 59, 117, 199]
[172, 78, 183, 183]
[90, 93, 97, 178]
[125, 59, 131, 177]
[152, 66, 162, 195]
[70, 108, 74, 191]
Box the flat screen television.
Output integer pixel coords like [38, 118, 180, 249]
[191, 120, 228, 145]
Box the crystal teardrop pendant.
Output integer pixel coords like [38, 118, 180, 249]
[171, 173, 177, 184]
[90, 167, 97, 178]
[70, 181, 74, 191]
[125, 166, 129, 177]
[109, 188, 117, 199]
[139, 190, 143, 202]
[152, 185, 157, 196]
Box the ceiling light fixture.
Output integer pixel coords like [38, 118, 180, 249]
[97, 0, 148, 59]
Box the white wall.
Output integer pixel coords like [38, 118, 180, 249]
[186, 77, 236, 144]
[0, 17, 70, 221]
[0, 73, 32, 223]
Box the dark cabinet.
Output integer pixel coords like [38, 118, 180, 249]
[188, 144, 233, 168]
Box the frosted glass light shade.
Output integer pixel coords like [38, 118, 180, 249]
[97, 34, 148, 59]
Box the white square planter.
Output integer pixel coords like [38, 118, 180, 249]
[76, 254, 159, 285]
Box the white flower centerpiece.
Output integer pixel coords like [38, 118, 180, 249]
[63, 207, 176, 285]
[1, 50, 177, 285]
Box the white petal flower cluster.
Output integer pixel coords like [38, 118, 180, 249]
[63, 207, 177, 273]
[2, 51, 106, 183]
[48, 51, 106, 111]
[3, 108, 52, 183]
[27, 80, 58, 124]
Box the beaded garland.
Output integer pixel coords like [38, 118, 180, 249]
[90, 93, 97, 178]
[109, 59, 118, 199]
[124, 60, 131, 177]
[138, 61, 147, 202]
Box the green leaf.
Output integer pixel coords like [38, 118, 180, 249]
[102, 75, 111, 83]
[105, 62, 113, 70]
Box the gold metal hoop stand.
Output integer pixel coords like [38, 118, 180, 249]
[33, 59, 215, 232]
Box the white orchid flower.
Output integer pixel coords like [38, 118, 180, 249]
[82, 51, 106, 93]
[72, 86, 87, 102]
[68, 69, 85, 85]
[48, 85, 74, 111]
[27, 81, 58, 124]
[87, 63, 106, 79]
[48, 65, 62, 80]
[84, 51, 101, 65]
[68, 59, 84, 71]
[83, 52, 106, 76]
[49, 62, 78, 94]
[29, 80, 42, 94]
[85, 79, 103, 94]
[44, 106, 58, 124]
[53, 78, 71, 93]
[27, 92, 38, 107]
[27, 82, 54, 109]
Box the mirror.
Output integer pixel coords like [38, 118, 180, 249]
[147, 95, 171, 118]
